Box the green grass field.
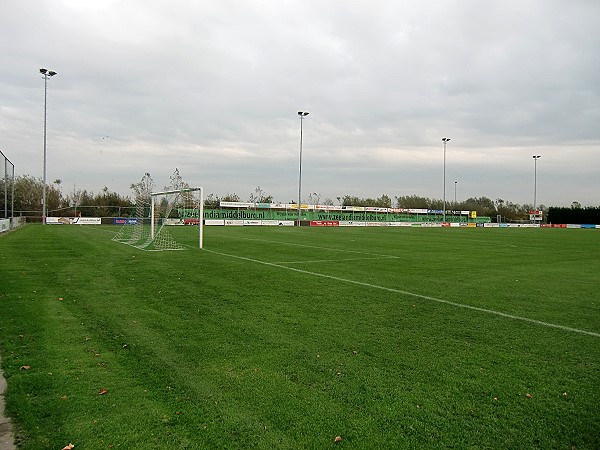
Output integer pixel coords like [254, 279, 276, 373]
[1, 224, 599, 449]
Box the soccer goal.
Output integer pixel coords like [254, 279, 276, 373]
[113, 187, 203, 251]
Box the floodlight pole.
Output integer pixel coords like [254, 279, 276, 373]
[198, 187, 204, 249]
[297, 111, 309, 226]
[442, 138, 451, 222]
[533, 155, 541, 210]
[10, 160, 14, 219]
[454, 181, 457, 204]
[40, 68, 57, 225]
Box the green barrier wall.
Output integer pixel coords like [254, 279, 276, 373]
[194, 209, 491, 223]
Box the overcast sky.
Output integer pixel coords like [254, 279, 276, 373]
[1, 0, 599, 207]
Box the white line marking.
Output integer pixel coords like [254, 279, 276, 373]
[205, 249, 600, 338]
[274, 256, 398, 264]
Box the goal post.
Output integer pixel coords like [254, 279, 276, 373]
[113, 186, 203, 251]
[151, 187, 204, 249]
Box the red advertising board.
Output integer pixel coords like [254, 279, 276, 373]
[310, 220, 339, 227]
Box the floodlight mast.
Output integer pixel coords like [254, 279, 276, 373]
[454, 181, 457, 204]
[442, 137, 451, 222]
[533, 155, 541, 210]
[297, 111, 309, 225]
[40, 68, 57, 225]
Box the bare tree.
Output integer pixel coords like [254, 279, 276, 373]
[130, 172, 155, 204]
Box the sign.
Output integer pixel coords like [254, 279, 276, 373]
[253, 220, 295, 226]
[529, 210, 543, 221]
[310, 220, 339, 227]
[73, 217, 101, 224]
[46, 217, 101, 225]
[114, 218, 140, 225]
[365, 207, 388, 213]
[219, 201, 255, 208]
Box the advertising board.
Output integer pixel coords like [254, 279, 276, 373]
[310, 220, 339, 227]
[114, 218, 140, 225]
[46, 217, 101, 225]
[339, 221, 367, 227]
[261, 220, 294, 226]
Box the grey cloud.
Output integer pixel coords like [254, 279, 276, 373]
[1, 0, 599, 206]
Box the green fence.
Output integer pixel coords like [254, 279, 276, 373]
[199, 209, 491, 223]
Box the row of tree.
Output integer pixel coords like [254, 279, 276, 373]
[1, 171, 594, 223]
[0, 171, 185, 218]
[0, 175, 134, 218]
[546, 207, 600, 225]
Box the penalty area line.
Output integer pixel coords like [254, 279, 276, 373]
[205, 249, 600, 339]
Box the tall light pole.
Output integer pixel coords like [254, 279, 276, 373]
[442, 137, 451, 222]
[40, 68, 57, 224]
[297, 111, 309, 225]
[454, 181, 457, 204]
[533, 155, 541, 210]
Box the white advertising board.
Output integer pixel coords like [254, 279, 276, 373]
[339, 221, 367, 227]
[261, 220, 294, 226]
[73, 217, 101, 224]
[46, 217, 101, 225]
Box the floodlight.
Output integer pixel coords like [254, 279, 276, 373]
[442, 137, 451, 222]
[297, 111, 310, 225]
[39, 67, 58, 224]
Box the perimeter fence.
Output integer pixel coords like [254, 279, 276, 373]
[0, 150, 25, 233]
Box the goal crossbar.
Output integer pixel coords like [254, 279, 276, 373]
[152, 187, 204, 196]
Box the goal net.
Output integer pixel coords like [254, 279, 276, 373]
[112, 187, 203, 251]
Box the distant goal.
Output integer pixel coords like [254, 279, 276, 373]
[112, 187, 204, 251]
